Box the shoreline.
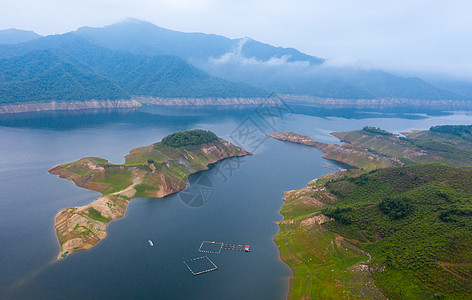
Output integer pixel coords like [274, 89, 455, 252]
[0, 100, 142, 114]
[0, 97, 264, 114]
[2, 96, 472, 115]
[50, 137, 251, 260]
[268, 131, 386, 299]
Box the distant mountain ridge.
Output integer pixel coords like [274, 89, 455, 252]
[0, 33, 266, 104]
[73, 18, 325, 64]
[0, 18, 471, 104]
[71, 19, 471, 100]
[0, 28, 42, 45]
[0, 50, 129, 102]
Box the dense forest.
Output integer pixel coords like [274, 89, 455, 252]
[0, 51, 130, 102]
[430, 124, 472, 138]
[160, 129, 218, 147]
[0, 35, 266, 104]
[362, 126, 394, 136]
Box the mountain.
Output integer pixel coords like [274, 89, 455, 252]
[71, 19, 469, 100]
[0, 19, 470, 102]
[426, 79, 472, 99]
[0, 50, 129, 103]
[73, 18, 324, 64]
[0, 28, 42, 45]
[0, 35, 266, 103]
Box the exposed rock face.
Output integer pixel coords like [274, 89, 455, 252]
[50, 137, 251, 259]
[0, 100, 142, 114]
[135, 96, 264, 106]
[281, 94, 472, 109]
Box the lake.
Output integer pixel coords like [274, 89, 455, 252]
[1, 102, 471, 299]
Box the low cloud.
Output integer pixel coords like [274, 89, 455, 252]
[208, 38, 311, 69]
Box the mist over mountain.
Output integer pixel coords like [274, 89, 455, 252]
[73, 18, 324, 65]
[0, 31, 266, 103]
[0, 29, 42, 45]
[71, 19, 471, 100]
[1, 18, 471, 103]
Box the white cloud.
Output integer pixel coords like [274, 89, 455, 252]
[209, 38, 311, 69]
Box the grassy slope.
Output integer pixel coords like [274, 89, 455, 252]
[54, 138, 242, 198]
[276, 173, 386, 299]
[50, 133, 250, 258]
[274, 126, 472, 299]
[334, 127, 472, 167]
[278, 163, 472, 299]
[324, 163, 472, 298]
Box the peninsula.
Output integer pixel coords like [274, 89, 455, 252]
[268, 125, 472, 299]
[49, 129, 251, 259]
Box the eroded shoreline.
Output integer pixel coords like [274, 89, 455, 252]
[50, 135, 251, 259]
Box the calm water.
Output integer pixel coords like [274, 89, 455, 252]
[1, 104, 471, 299]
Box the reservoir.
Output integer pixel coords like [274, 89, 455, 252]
[1, 103, 471, 299]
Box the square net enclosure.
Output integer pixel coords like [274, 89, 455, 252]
[183, 256, 218, 275]
[198, 241, 223, 254]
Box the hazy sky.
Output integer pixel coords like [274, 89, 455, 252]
[2, 0, 472, 78]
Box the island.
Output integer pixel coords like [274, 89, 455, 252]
[49, 129, 251, 259]
[268, 125, 472, 299]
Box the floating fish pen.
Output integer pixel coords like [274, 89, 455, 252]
[198, 241, 224, 254]
[222, 244, 245, 251]
[183, 256, 218, 276]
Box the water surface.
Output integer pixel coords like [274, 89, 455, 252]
[0, 104, 470, 299]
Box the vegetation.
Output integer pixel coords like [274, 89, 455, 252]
[430, 125, 472, 139]
[362, 126, 393, 136]
[378, 196, 411, 220]
[0, 38, 266, 104]
[333, 124, 472, 167]
[50, 132, 250, 259]
[275, 182, 384, 299]
[323, 163, 472, 298]
[160, 129, 218, 148]
[277, 163, 472, 299]
[87, 207, 110, 223]
[0, 51, 129, 103]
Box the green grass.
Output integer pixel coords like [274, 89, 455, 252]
[134, 183, 160, 198]
[321, 163, 472, 298]
[276, 163, 472, 299]
[87, 207, 110, 223]
[94, 169, 133, 194]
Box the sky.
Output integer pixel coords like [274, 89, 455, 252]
[2, 0, 472, 79]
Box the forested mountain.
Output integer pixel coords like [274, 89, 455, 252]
[0, 51, 129, 102]
[71, 19, 471, 100]
[0, 29, 42, 45]
[0, 34, 266, 103]
[72, 18, 324, 64]
[1, 19, 471, 103]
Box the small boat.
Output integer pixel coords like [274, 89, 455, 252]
[245, 245, 250, 252]
[148, 240, 154, 247]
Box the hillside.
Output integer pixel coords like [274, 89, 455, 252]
[0, 50, 129, 103]
[0, 35, 266, 103]
[270, 125, 472, 298]
[2, 20, 467, 102]
[49, 130, 251, 259]
[72, 19, 466, 100]
[277, 163, 472, 299]
[72, 18, 324, 64]
[268, 125, 472, 171]
[0, 28, 42, 44]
